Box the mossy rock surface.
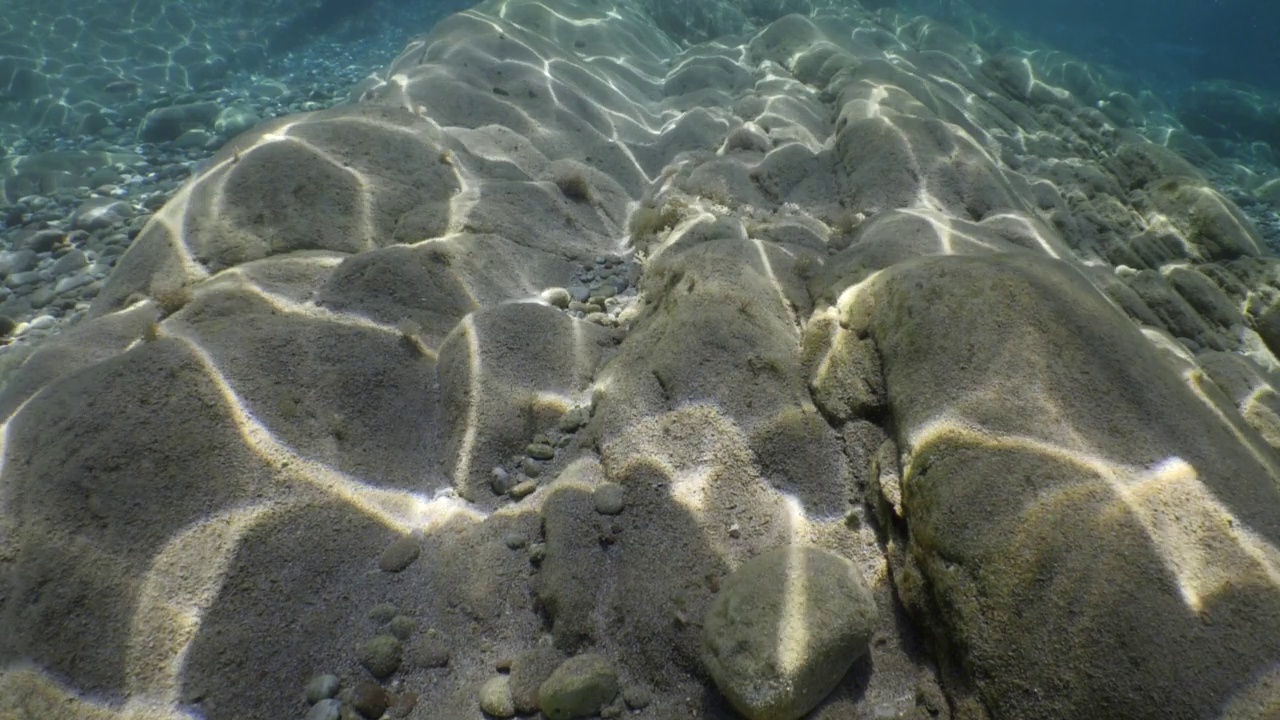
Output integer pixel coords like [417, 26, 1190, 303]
[701, 545, 877, 720]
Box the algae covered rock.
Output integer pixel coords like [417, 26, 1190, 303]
[701, 545, 877, 720]
[538, 653, 619, 720]
[479, 675, 517, 718]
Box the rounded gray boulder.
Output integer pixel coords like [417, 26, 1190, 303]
[701, 545, 877, 720]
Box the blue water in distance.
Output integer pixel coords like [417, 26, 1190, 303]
[909, 0, 1280, 96]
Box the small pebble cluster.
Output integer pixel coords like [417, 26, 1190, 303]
[541, 254, 643, 329]
[489, 400, 592, 506]
[302, 468, 637, 720]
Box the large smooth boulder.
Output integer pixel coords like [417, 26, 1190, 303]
[701, 545, 878, 720]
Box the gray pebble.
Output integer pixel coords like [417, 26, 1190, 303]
[54, 273, 96, 294]
[568, 285, 591, 303]
[305, 674, 341, 704]
[378, 535, 421, 573]
[593, 483, 626, 515]
[51, 249, 87, 275]
[305, 698, 342, 720]
[6, 270, 42, 288]
[504, 532, 528, 549]
[528, 542, 546, 564]
[490, 466, 512, 495]
[29, 287, 55, 309]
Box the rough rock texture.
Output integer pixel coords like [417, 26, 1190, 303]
[2, 1, 1280, 720]
[537, 654, 619, 720]
[702, 545, 878, 720]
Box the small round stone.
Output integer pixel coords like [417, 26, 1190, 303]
[593, 483, 625, 515]
[538, 654, 619, 720]
[368, 602, 399, 624]
[528, 542, 546, 564]
[491, 466, 513, 495]
[388, 614, 418, 641]
[504, 532, 528, 549]
[359, 635, 404, 680]
[351, 680, 389, 719]
[543, 287, 572, 308]
[306, 698, 342, 720]
[479, 676, 516, 718]
[305, 674, 341, 704]
[379, 535, 421, 573]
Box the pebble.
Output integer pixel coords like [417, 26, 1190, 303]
[0, 29, 400, 350]
[368, 602, 399, 624]
[305, 674, 341, 704]
[504, 531, 528, 549]
[378, 535, 421, 573]
[526, 442, 555, 460]
[358, 635, 403, 679]
[543, 287, 571, 308]
[528, 542, 546, 564]
[593, 483, 625, 515]
[538, 654, 619, 720]
[509, 646, 567, 714]
[351, 680, 389, 719]
[305, 698, 342, 720]
[480, 676, 517, 718]
[490, 465, 512, 495]
[509, 480, 537, 500]
[388, 614, 417, 640]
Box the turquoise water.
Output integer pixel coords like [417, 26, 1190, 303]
[1, 1, 1279, 719]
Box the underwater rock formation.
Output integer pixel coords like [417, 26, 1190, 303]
[1, 1, 1280, 719]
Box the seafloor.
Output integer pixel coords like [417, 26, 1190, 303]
[1, 0, 1280, 719]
